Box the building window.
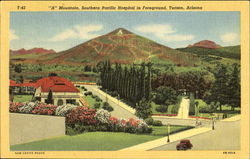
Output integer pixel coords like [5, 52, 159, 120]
[57, 99, 63, 106]
[66, 99, 76, 105]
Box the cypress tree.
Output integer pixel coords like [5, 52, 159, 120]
[146, 62, 153, 101]
[140, 62, 146, 99]
[46, 89, 53, 104]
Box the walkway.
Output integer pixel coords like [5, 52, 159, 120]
[119, 127, 211, 151]
[177, 97, 190, 119]
[83, 85, 137, 119]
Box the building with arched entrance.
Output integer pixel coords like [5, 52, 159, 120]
[34, 76, 80, 105]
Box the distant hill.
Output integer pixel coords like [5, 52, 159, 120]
[187, 40, 222, 49]
[10, 48, 56, 55]
[177, 45, 240, 60]
[10, 28, 201, 67]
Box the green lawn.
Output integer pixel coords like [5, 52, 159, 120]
[10, 132, 161, 151]
[84, 95, 99, 109]
[13, 95, 33, 102]
[10, 126, 193, 151]
[151, 125, 193, 136]
[194, 99, 240, 119]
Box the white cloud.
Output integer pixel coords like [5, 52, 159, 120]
[220, 33, 238, 43]
[74, 24, 103, 39]
[50, 29, 77, 42]
[49, 24, 103, 42]
[135, 24, 175, 38]
[135, 24, 194, 42]
[10, 29, 19, 41]
[164, 34, 194, 42]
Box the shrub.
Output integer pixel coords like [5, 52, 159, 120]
[189, 93, 195, 115]
[144, 117, 154, 125]
[66, 116, 152, 135]
[84, 91, 92, 96]
[95, 97, 102, 102]
[95, 109, 111, 124]
[55, 104, 77, 117]
[136, 119, 152, 134]
[66, 125, 79, 136]
[9, 102, 24, 113]
[153, 86, 177, 105]
[18, 102, 37, 113]
[66, 106, 97, 125]
[31, 103, 57, 115]
[110, 91, 118, 97]
[199, 102, 218, 113]
[155, 105, 168, 113]
[81, 125, 97, 132]
[171, 104, 179, 114]
[102, 102, 113, 112]
[94, 103, 101, 109]
[152, 120, 163, 126]
[92, 95, 97, 99]
[135, 98, 152, 119]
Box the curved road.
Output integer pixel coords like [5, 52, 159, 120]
[151, 120, 240, 150]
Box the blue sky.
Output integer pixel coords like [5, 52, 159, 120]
[10, 11, 240, 52]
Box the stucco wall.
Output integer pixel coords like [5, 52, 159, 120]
[10, 113, 65, 145]
[152, 116, 212, 127]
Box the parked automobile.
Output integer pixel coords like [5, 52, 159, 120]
[176, 139, 193, 150]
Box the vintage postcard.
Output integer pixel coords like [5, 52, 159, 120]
[0, 1, 249, 159]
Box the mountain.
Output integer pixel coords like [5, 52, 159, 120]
[10, 48, 56, 55]
[187, 40, 222, 49]
[28, 28, 200, 66]
[177, 45, 240, 60]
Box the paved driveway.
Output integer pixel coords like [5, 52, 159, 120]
[83, 85, 137, 119]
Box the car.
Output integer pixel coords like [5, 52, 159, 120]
[176, 139, 193, 150]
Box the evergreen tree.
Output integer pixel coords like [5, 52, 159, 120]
[14, 64, 22, 73]
[135, 98, 152, 119]
[205, 64, 230, 111]
[145, 62, 153, 100]
[46, 90, 53, 104]
[227, 64, 240, 110]
[140, 63, 146, 99]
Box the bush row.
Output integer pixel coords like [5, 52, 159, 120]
[144, 117, 163, 126]
[84, 91, 113, 112]
[9, 102, 151, 135]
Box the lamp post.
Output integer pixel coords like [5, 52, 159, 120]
[212, 117, 215, 130]
[117, 94, 120, 106]
[105, 89, 108, 103]
[167, 123, 170, 142]
[182, 106, 184, 119]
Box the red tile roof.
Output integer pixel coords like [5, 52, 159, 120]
[10, 80, 19, 86]
[10, 80, 37, 87]
[36, 76, 79, 93]
[21, 83, 37, 87]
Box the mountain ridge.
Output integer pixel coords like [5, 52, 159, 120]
[10, 48, 56, 55]
[187, 40, 222, 49]
[35, 28, 200, 66]
[10, 28, 203, 66]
